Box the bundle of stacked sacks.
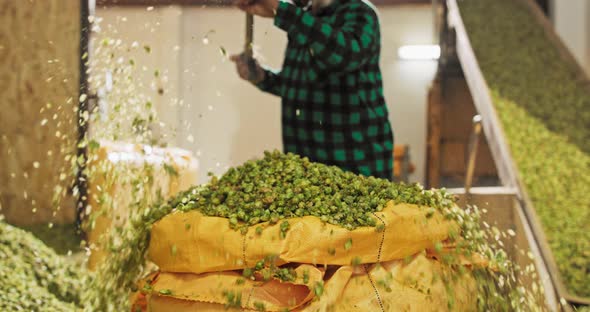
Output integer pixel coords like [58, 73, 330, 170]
[130, 151, 492, 311]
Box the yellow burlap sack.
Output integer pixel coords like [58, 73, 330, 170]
[316, 255, 477, 312]
[132, 254, 477, 312]
[148, 202, 458, 274]
[131, 264, 324, 312]
[86, 140, 198, 270]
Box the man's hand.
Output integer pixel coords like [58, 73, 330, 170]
[230, 53, 266, 84]
[234, 0, 279, 18]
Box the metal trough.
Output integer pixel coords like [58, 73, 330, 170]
[436, 0, 590, 309]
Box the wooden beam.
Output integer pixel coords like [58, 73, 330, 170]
[97, 0, 430, 6]
[371, 0, 431, 5]
[426, 79, 442, 188]
[97, 0, 233, 6]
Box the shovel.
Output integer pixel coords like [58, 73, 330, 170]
[245, 13, 258, 81]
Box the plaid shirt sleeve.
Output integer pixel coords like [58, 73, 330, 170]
[255, 67, 283, 96]
[273, 0, 377, 74]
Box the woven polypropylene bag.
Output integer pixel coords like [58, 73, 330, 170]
[131, 254, 477, 312]
[148, 202, 458, 274]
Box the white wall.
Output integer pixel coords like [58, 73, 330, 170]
[97, 5, 437, 184]
[380, 6, 438, 184]
[553, 0, 590, 76]
[95, 6, 183, 142]
[178, 9, 286, 179]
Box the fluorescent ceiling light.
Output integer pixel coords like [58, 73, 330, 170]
[398, 45, 440, 60]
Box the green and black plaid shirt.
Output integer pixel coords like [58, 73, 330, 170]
[256, 0, 394, 180]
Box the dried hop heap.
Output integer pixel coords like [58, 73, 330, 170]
[0, 219, 84, 312]
[170, 150, 455, 231]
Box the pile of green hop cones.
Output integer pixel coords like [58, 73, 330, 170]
[0, 218, 85, 311]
